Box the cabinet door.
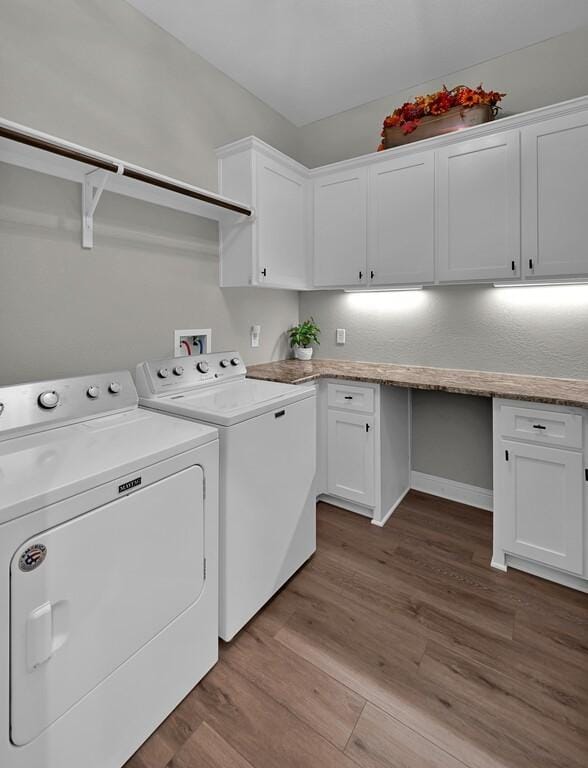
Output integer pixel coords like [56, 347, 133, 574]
[256, 155, 307, 288]
[368, 152, 435, 285]
[313, 167, 367, 287]
[500, 440, 583, 574]
[437, 131, 520, 282]
[522, 110, 588, 279]
[327, 410, 375, 506]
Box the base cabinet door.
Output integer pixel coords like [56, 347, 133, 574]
[437, 131, 520, 282]
[522, 110, 588, 279]
[327, 410, 375, 506]
[500, 440, 584, 574]
[313, 167, 367, 288]
[368, 151, 435, 285]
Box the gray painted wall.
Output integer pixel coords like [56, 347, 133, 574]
[0, 0, 299, 385]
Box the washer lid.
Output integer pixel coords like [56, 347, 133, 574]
[140, 378, 315, 426]
[0, 408, 217, 524]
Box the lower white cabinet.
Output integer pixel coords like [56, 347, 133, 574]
[317, 380, 410, 525]
[327, 410, 375, 506]
[493, 399, 587, 589]
[499, 441, 584, 573]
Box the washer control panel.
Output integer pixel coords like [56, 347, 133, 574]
[136, 351, 247, 396]
[0, 370, 137, 441]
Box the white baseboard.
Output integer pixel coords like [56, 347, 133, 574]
[371, 486, 410, 527]
[505, 554, 588, 592]
[317, 494, 373, 519]
[410, 471, 493, 512]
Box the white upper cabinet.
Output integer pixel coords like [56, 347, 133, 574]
[367, 152, 435, 285]
[313, 167, 367, 288]
[217, 98, 588, 291]
[436, 131, 521, 283]
[216, 138, 309, 289]
[521, 110, 588, 280]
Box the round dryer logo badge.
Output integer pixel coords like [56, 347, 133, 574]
[19, 544, 47, 572]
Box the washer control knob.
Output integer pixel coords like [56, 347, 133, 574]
[87, 385, 100, 399]
[38, 390, 59, 409]
[230, 357, 240, 367]
[197, 361, 209, 374]
[157, 368, 170, 379]
[173, 365, 184, 376]
[109, 381, 121, 394]
[219, 359, 230, 368]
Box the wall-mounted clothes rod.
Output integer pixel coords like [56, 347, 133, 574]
[0, 123, 252, 216]
[0, 117, 253, 248]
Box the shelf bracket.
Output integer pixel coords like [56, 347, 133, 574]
[82, 164, 124, 248]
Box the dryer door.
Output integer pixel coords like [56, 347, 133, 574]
[10, 464, 205, 746]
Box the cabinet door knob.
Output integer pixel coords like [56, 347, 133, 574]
[261, 267, 267, 277]
[370, 270, 375, 279]
[365, 423, 370, 432]
[358, 270, 363, 280]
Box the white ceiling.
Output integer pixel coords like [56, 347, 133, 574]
[126, 0, 588, 125]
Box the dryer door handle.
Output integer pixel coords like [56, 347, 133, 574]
[27, 602, 53, 670]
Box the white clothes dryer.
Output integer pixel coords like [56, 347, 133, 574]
[0, 370, 219, 768]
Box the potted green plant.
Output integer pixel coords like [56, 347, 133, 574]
[289, 318, 320, 360]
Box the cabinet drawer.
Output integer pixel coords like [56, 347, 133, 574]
[327, 383, 374, 413]
[499, 406, 582, 449]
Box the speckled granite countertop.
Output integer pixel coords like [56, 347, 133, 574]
[246, 359, 588, 408]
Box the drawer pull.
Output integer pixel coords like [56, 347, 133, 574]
[344, 395, 353, 400]
[275, 410, 285, 418]
[532, 424, 547, 430]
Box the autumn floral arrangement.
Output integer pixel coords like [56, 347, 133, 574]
[378, 84, 506, 150]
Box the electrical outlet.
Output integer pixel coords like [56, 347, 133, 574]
[336, 328, 346, 345]
[250, 325, 261, 348]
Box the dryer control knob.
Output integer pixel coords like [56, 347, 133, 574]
[230, 357, 240, 366]
[38, 390, 59, 409]
[197, 361, 209, 373]
[157, 368, 170, 379]
[109, 381, 121, 394]
[173, 365, 184, 376]
[219, 359, 230, 368]
[87, 385, 100, 399]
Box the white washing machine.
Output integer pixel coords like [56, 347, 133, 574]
[0, 370, 219, 768]
[136, 352, 316, 641]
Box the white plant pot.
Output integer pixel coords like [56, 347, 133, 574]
[294, 347, 313, 361]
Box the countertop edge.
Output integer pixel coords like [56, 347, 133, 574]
[246, 361, 588, 409]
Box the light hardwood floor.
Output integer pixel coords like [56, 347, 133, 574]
[125, 492, 588, 768]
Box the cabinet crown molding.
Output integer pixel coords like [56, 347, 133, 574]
[216, 95, 588, 176]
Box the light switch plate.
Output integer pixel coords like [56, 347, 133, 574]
[336, 328, 346, 344]
[251, 324, 261, 348]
